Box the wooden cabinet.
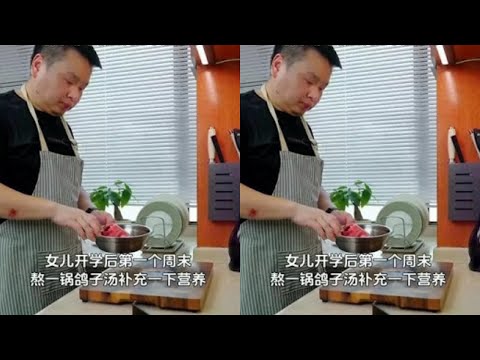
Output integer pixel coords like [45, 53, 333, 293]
[431, 45, 480, 66]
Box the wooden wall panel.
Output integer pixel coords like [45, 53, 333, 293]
[196, 47, 240, 248]
[437, 61, 480, 247]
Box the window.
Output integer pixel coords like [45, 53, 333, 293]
[0, 45, 32, 93]
[0, 45, 198, 222]
[241, 45, 437, 222]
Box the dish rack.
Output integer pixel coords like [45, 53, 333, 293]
[138, 215, 184, 254]
[378, 215, 425, 254]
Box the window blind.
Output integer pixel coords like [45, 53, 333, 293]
[240, 45, 274, 93]
[0, 45, 32, 94]
[240, 45, 437, 208]
[0, 45, 198, 208]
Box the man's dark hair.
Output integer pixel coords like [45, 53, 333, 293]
[271, 45, 342, 69]
[31, 45, 102, 69]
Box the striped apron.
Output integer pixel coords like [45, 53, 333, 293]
[240, 84, 324, 315]
[0, 84, 83, 315]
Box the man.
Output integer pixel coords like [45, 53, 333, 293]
[240, 45, 355, 315]
[0, 45, 115, 315]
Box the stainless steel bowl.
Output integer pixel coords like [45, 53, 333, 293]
[335, 224, 392, 253]
[96, 223, 152, 253]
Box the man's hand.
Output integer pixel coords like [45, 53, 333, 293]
[291, 204, 342, 240]
[51, 204, 102, 241]
[91, 211, 115, 227]
[332, 210, 355, 227]
[77, 187, 116, 228]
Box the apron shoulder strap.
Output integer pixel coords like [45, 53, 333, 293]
[300, 116, 320, 158]
[20, 84, 80, 158]
[60, 116, 80, 158]
[260, 84, 289, 152]
[260, 83, 320, 158]
[20, 84, 49, 152]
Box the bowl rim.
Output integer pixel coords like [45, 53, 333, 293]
[97, 224, 152, 240]
[337, 224, 392, 240]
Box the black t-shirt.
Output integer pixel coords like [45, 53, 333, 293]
[241, 89, 316, 202]
[0, 90, 76, 224]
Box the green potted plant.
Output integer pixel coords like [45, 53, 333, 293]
[329, 180, 374, 221]
[89, 180, 134, 221]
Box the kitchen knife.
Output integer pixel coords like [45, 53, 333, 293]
[230, 129, 240, 158]
[471, 128, 480, 160]
[448, 127, 456, 164]
[208, 127, 216, 164]
[451, 135, 465, 163]
[211, 135, 225, 163]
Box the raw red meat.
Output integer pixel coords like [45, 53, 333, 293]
[341, 224, 370, 238]
[101, 224, 129, 238]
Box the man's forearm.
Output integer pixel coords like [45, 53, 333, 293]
[317, 187, 334, 211]
[78, 188, 94, 211]
[0, 183, 56, 220]
[240, 184, 297, 220]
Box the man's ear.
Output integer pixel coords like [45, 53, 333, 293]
[271, 54, 284, 79]
[31, 54, 44, 79]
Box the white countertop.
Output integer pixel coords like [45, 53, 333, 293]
[36, 246, 240, 315]
[277, 247, 480, 315]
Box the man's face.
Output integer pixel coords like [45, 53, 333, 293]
[32, 48, 93, 116]
[272, 49, 333, 116]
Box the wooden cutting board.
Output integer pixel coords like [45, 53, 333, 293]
[319, 259, 454, 312]
[79, 259, 213, 312]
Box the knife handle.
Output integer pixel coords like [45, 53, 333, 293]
[448, 127, 456, 164]
[211, 135, 225, 163]
[451, 135, 465, 163]
[230, 129, 240, 158]
[208, 127, 216, 164]
[472, 129, 480, 160]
